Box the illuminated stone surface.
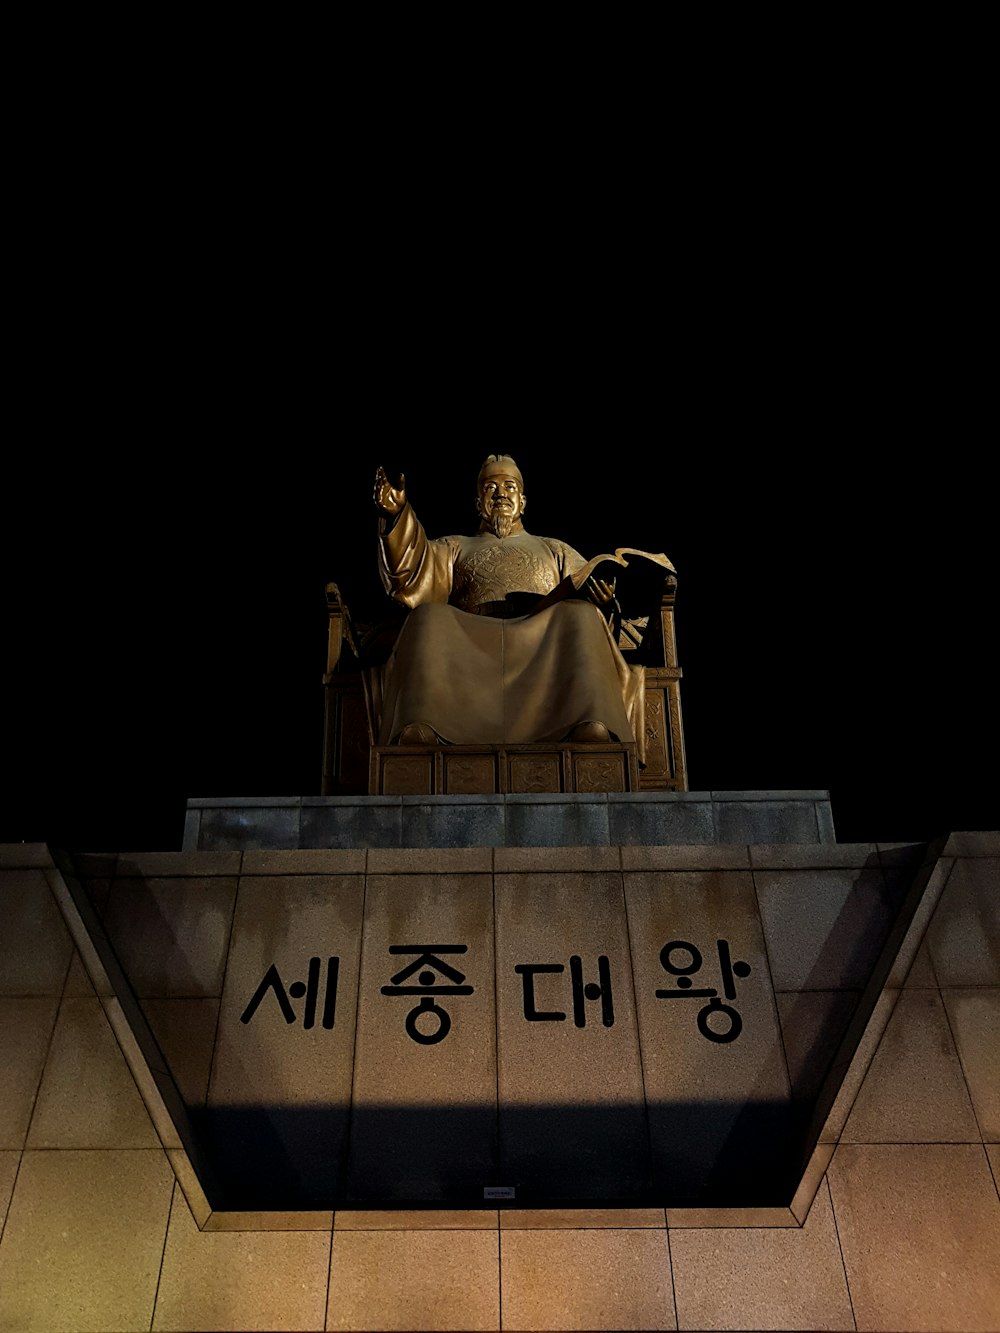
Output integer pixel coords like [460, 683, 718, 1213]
[206, 872, 365, 1205]
[327, 1229, 500, 1331]
[1, 836, 998, 1331]
[0, 1151, 19, 1230]
[499, 1228, 674, 1331]
[670, 1180, 853, 1331]
[347, 869, 497, 1201]
[0, 868, 73, 994]
[0, 1149, 174, 1333]
[841, 988, 979, 1142]
[625, 869, 793, 1203]
[829, 1144, 1000, 1331]
[495, 869, 649, 1199]
[0, 999, 58, 1146]
[26, 997, 160, 1148]
[154, 1185, 330, 1331]
[942, 987, 1000, 1140]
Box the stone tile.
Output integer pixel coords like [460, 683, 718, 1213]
[240, 847, 367, 875]
[164, 1147, 211, 1228]
[81, 875, 112, 915]
[841, 988, 979, 1143]
[0, 999, 58, 1147]
[749, 842, 878, 869]
[182, 805, 201, 851]
[401, 800, 505, 847]
[495, 871, 650, 1200]
[776, 990, 861, 1102]
[621, 844, 750, 871]
[190, 796, 302, 809]
[335, 1209, 498, 1229]
[302, 799, 402, 849]
[711, 789, 831, 801]
[669, 1179, 853, 1331]
[666, 1205, 797, 1228]
[819, 991, 899, 1144]
[624, 870, 792, 1204]
[883, 856, 952, 986]
[494, 844, 620, 872]
[367, 845, 493, 874]
[716, 799, 819, 845]
[154, 1186, 330, 1331]
[829, 1144, 1000, 1331]
[0, 843, 54, 868]
[0, 1148, 173, 1332]
[26, 997, 160, 1148]
[204, 1208, 333, 1230]
[69, 852, 118, 877]
[62, 950, 97, 997]
[943, 988, 1000, 1140]
[755, 866, 893, 991]
[942, 831, 1000, 857]
[206, 874, 364, 1206]
[500, 1228, 674, 1330]
[877, 840, 936, 910]
[328, 1230, 499, 1330]
[103, 875, 238, 996]
[988, 1144, 999, 1194]
[895, 936, 938, 987]
[0, 869, 73, 995]
[44, 868, 115, 996]
[199, 803, 301, 850]
[789, 1141, 836, 1224]
[348, 873, 496, 1201]
[500, 1207, 666, 1227]
[505, 798, 610, 846]
[0, 1150, 20, 1231]
[102, 995, 184, 1151]
[608, 797, 714, 845]
[816, 800, 836, 842]
[144, 998, 220, 1106]
[927, 857, 1000, 985]
[877, 840, 936, 868]
[116, 850, 243, 876]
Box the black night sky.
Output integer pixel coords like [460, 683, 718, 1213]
[3, 132, 993, 853]
[5, 406, 992, 853]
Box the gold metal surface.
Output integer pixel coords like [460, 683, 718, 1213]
[323, 459, 687, 795]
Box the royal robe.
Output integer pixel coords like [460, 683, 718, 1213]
[375, 503, 643, 751]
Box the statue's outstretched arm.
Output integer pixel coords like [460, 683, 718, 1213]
[375, 468, 455, 607]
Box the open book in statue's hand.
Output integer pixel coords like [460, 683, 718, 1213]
[531, 547, 676, 618]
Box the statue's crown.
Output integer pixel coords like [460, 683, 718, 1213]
[477, 454, 523, 488]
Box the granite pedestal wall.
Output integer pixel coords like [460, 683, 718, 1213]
[1, 833, 997, 1331]
[184, 789, 837, 852]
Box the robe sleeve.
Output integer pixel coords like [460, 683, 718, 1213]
[377, 502, 459, 608]
[541, 537, 588, 579]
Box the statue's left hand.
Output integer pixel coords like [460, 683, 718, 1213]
[584, 576, 617, 606]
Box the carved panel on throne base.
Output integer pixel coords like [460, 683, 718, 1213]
[372, 742, 640, 797]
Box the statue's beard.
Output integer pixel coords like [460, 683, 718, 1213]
[485, 508, 515, 538]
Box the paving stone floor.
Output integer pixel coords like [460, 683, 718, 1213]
[0, 839, 997, 1331]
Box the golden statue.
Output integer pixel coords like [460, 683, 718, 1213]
[373, 455, 674, 758]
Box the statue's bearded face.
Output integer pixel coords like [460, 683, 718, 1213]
[478, 474, 525, 537]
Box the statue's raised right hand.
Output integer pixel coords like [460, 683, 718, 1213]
[374, 466, 406, 516]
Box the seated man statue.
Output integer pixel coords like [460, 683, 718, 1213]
[373, 454, 666, 757]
